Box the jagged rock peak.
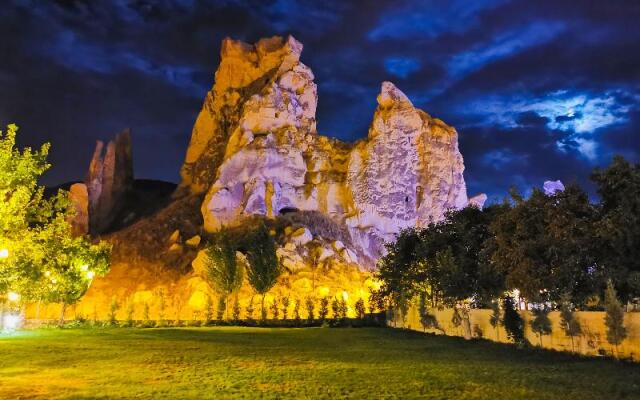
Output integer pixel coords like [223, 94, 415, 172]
[377, 81, 413, 109]
[85, 129, 133, 234]
[179, 35, 314, 193]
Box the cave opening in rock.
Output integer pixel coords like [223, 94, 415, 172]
[279, 207, 300, 215]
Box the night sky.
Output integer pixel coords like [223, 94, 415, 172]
[1, 1, 639, 202]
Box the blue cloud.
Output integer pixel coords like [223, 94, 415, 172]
[384, 57, 421, 79]
[448, 21, 564, 78]
[39, 31, 204, 97]
[368, 0, 508, 41]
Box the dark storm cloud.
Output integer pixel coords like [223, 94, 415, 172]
[0, 0, 638, 200]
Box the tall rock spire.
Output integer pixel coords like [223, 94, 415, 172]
[85, 129, 133, 234]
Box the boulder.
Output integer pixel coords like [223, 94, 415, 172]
[185, 235, 201, 247]
[169, 229, 181, 243]
[290, 227, 313, 246]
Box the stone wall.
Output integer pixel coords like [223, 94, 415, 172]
[390, 305, 640, 361]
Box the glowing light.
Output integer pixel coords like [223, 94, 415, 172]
[86, 271, 95, 279]
[2, 314, 22, 331]
[0, 248, 8, 259]
[44, 271, 51, 277]
[7, 292, 19, 302]
[51, 278, 57, 284]
[80, 264, 89, 271]
[318, 286, 330, 297]
[341, 291, 349, 301]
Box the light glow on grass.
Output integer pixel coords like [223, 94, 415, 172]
[7, 291, 19, 302]
[2, 313, 21, 331]
[0, 248, 8, 259]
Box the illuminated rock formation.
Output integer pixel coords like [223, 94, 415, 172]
[182, 35, 483, 268]
[85, 129, 133, 234]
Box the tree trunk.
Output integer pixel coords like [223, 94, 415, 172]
[59, 303, 67, 326]
[261, 294, 266, 320]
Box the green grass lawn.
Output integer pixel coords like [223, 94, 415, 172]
[1, 327, 638, 399]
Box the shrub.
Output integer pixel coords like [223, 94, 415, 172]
[125, 301, 135, 327]
[109, 298, 120, 325]
[245, 223, 281, 320]
[143, 302, 150, 321]
[367, 298, 377, 314]
[331, 297, 340, 319]
[281, 296, 290, 320]
[204, 295, 214, 323]
[560, 296, 582, 352]
[451, 308, 462, 334]
[489, 301, 502, 340]
[418, 293, 441, 332]
[319, 297, 329, 321]
[270, 298, 280, 320]
[339, 299, 348, 319]
[472, 324, 483, 338]
[355, 298, 366, 319]
[502, 296, 526, 346]
[232, 297, 241, 321]
[245, 297, 255, 322]
[531, 307, 552, 347]
[157, 289, 166, 323]
[305, 297, 315, 321]
[604, 280, 627, 356]
[293, 299, 301, 322]
[216, 297, 226, 320]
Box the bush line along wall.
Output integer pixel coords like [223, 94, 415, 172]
[390, 306, 640, 360]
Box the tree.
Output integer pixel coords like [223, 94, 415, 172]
[305, 297, 315, 322]
[604, 280, 627, 357]
[0, 124, 110, 327]
[530, 307, 552, 347]
[281, 296, 290, 320]
[592, 156, 640, 301]
[354, 298, 366, 319]
[109, 297, 120, 325]
[318, 297, 329, 321]
[489, 301, 502, 341]
[559, 295, 582, 353]
[489, 186, 596, 306]
[245, 223, 281, 320]
[418, 292, 441, 332]
[375, 229, 422, 308]
[502, 296, 526, 346]
[293, 299, 301, 322]
[204, 295, 214, 323]
[204, 232, 243, 319]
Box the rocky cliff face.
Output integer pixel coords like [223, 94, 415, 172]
[35, 35, 485, 321]
[182, 36, 483, 268]
[85, 129, 134, 234]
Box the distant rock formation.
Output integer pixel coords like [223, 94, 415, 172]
[84, 129, 134, 234]
[543, 180, 565, 195]
[180, 36, 484, 267]
[68, 183, 89, 235]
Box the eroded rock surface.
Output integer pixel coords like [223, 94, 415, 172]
[86, 129, 133, 234]
[182, 35, 483, 268]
